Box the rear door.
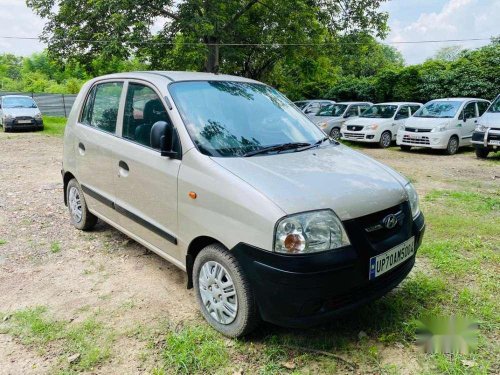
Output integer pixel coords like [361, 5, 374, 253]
[113, 81, 182, 263]
[75, 81, 124, 222]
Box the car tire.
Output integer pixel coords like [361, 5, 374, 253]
[329, 127, 341, 140]
[66, 179, 98, 231]
[475, 147, 489, 159]
[445, 135, 459, 155]
[400, 145, 412, 152]
[379, 131, 392, 148]
[193, 243, 260, 338]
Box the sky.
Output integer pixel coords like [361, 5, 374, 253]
[0, 0, 499, 65]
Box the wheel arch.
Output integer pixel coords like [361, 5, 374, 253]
[185, 235, 223, 289]
[63, 171, 76, 206]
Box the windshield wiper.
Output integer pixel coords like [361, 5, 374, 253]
[298, 137, 331, 151]
[243, 142, 311, 157]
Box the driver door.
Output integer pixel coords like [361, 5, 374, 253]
[393, 106, 410, 139]
[460, 102, 478, 143]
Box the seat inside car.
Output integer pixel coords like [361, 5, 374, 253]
[134, 99, 170, 147]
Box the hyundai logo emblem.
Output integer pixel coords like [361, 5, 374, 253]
[382, 214, 398, 229]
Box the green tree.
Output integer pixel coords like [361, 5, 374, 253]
[27, 0, 389, 78]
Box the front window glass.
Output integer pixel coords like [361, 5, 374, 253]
[414, 101, 462, 118]
[360, 105, 398, 119]
[2, 97, 37, 108]
[486, 97, 499, 113]
[316, 104, 347, 117]
[462, 102, 477, 119]
[123, 83, 170, 149]
[169, 81, 325, 157]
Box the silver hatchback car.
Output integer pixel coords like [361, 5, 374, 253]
[62, 72, 425, 337]
[0, 95, 44, 132]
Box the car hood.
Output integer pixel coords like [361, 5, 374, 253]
[312, 115, 342, 124]
[344, 117, 392, 126]
[211, 145, 408, 220]
[2, 107, 41, 117]
[404, 117, 451, 128]
[478, 112, 500, 127]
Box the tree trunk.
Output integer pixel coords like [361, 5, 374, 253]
[205, 37, 220, 73]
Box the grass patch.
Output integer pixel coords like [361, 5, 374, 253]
[42, 116, 67, 137]
[159, 325, 229, 374]
[1, 306, 113, 372]
[50, 241, 61, 253]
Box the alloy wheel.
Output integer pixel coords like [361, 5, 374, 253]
[198, 260, 238, 325]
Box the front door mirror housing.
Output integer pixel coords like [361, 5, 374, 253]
[151, 121, 179, 158]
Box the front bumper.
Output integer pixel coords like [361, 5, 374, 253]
[4, 117, 43, 129]
[341, 130, 379, 143]
[396, 130, 449, 149]
[232, 205, 425, 328]
[471, 129, 500, 150]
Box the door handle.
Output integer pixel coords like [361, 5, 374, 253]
[119, 160, 129, 171]
[78, 142, 85, 155]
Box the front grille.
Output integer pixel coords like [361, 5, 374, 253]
[15, 116, 34, 121]
[343, 201, 413, 258]
[488, 132, 500, 141]
[343, 132, 365, 139]
[405, 127, 431, 133]
[402, 135, 430, 145]
[347, 125, 363, 131]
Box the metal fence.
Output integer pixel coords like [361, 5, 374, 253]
[0, 91, 77, 117]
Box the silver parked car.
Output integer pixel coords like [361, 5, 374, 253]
[294, 99, 336, 118]
[62, 72, 425, 337]
[0, 95, 44, 132]
[312, 102, 372, 139]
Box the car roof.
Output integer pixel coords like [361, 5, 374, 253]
[374, 102, 423, 106]
[337, 101, 372, 105]
[294, 99, 334, 103]
[0, 95, 33, 99]
[93, 71, 261, 84]
[428, 97, 489, 102]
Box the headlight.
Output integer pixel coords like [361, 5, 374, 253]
[475, 124, 489, 132]
[404, 183, 420, 219]
[274, 210, 350, 254]
[4, 113, 13, 119]
[35, 113, 42, 119]
[431, 125, 447, 133]
[365, 124, 379, 130]
[399, 124, 405, 131]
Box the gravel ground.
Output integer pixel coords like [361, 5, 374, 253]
[0, 132, 498, 374]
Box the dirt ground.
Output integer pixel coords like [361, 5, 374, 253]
[0, 132, 499, 374]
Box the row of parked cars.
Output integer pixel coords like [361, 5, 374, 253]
[295, 96, 500, 157]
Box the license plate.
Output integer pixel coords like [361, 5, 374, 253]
[18, 120, 32, 124]
[369, 237, 414, 280]
[489, 140, 500, 145]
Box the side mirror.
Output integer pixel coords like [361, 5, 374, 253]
[151, 121, 178, 158]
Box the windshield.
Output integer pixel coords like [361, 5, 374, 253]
[294, 101, 309, 110]
[361, 105, 397, 119]
[170, 81, 325, 157]
[1, 97, 37, 109]
[316, 104, 348, 117]
[487, 96, 500, 113]
[414, 101, 462, 118]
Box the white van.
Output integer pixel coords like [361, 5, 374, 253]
[397, 98, 490, 155]
[341, 102, 423, 148]
[62, 72, 425, 337]
[294, 99, 336, 118]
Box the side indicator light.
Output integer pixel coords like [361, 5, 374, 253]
[188, 191, 197, 199]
